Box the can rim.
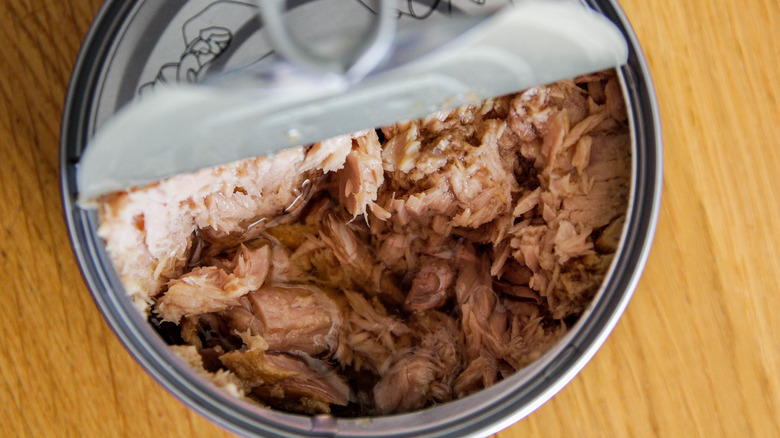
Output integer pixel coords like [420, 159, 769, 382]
[60, 1, 662, 437]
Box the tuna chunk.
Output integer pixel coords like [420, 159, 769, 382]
[156, 244, 271, 323]
[454, 246, 508, 364]
[404, 257, 455, 312]
[376, 116, 518, 230]
[335, 290, 411, 375]
[100, 70, 631, 416]
[245, 284, 341, 357]
[453, 356, 499, 398]
[372, 310, 461, 414]
[373, 353, 442, 414]
[221, 346, 351, 414]
[501, 297, 566, 370]
[563, 134, 631, 229]
[338, 130, 385, 217]
[99, 135, 356, 311]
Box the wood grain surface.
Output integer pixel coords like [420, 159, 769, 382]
[1, 0, 778, 436]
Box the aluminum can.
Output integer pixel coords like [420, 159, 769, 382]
[60, 1, 662, 436]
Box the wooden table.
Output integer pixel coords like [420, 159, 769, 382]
[1, 0, 778, 436]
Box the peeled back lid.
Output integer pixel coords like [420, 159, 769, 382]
[75, 0, 628, 201]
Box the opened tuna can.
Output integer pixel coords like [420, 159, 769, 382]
[61, 1, 662, 436]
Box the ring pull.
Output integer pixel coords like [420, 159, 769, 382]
[257, 0, 396, 77]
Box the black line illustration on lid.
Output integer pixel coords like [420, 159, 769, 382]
[139, 1, 257, 95]
[138, 0, 497, 96]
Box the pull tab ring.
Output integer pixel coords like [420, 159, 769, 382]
[257, 0, 396, 77]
